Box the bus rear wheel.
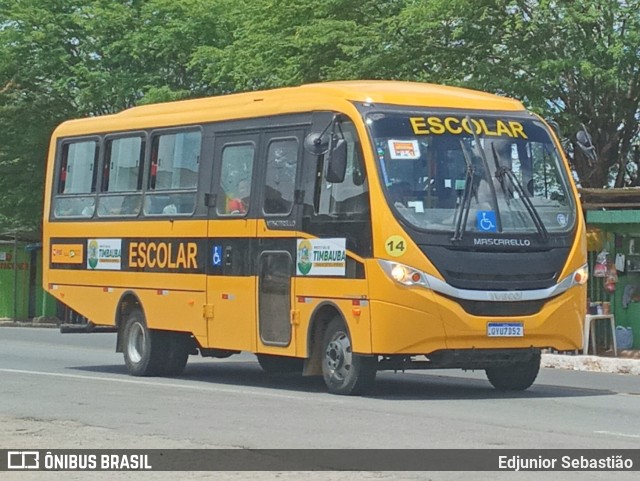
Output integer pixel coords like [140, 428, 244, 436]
[122, 308, 167, 376]
[485, 350, 541, 391]
[257, 354, 303, 374]
[321, 318, 377, 395]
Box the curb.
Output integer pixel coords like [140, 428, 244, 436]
[0, 319, 59, 328]
[542, 353, 640, 376]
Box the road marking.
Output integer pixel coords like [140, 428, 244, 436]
[0, 367, 344, 404]
[594, 430, 640, 439]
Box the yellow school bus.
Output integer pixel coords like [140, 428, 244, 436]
[43, 81, 588, 395]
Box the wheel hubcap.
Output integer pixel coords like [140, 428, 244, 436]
[127, 321, 145, 364]
[325, 331, 352, 382]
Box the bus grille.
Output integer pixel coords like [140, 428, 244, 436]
[445, 270, 556, 284]
[421, 245, 568, 290]
[453, 298, 548, 317]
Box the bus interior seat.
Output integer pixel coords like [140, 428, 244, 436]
[144, 195, 171, 215]
[336, 193, 370, 216]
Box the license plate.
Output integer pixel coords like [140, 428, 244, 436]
[487, 322, 524, 337]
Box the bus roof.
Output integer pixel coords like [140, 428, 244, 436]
[53, 81, 526, 137]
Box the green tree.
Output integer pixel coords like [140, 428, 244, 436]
[0, 0, 84, 231]
[480, 0, 640, 188]
[191, 0, 401, 91]
[0, 0, 231, 230]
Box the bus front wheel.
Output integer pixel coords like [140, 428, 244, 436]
[122, 308, 167, 376]
[485, 350, 541, 391]
[321, 318, 377, 395]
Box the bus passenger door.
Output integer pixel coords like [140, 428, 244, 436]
[255, 130, 305, 357]
[257, 250, 294, 349]
[206, 133, 259, 352]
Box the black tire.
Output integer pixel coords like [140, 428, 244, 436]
[163, 333, 191, 376]
[485, 350, 541, 391]
[321, 318, 377, 395]
[122, 308, 167, 376]
[257, 354, 304, 374]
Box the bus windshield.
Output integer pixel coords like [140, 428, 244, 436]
[368, 112, 575, 237]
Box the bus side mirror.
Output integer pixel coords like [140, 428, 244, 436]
[326, 138, 347, 183]
[576, 125, 597, 164]
[303, 132, 330, 156]
[547, 120, 562, 138]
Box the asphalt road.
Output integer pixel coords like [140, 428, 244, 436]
[1, 327, 639, 480]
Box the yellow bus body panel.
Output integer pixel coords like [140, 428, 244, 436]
[47, 283, 207, 339]
[294, 277, 372, 355]
[435, 288, 585, 351]
[367, 277, 584, 354]
[207, 276, 257, 352]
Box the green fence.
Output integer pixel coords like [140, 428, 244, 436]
[0, 241, 57, 320]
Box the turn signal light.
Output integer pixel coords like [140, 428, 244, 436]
[573, 264, 589, 285]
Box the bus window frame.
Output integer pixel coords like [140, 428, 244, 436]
[144, 125, 204, 218]
[96, 131, 147, 219]
[101, 131, 147, 193]
[261, 134, 302, 218]
[215, 138, 258, 218]
[51, 135, 101, 221]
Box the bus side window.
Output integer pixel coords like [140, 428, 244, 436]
[53, 139, 98, 219]
[97, 135, 144, 217]
[263, 138, 298, 215]
[216, 143, 255, 216]
[144, 129, 201, 216]
[317, 121, 369, 216]
[339, 135, 369, 215]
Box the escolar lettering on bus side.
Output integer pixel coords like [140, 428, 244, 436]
[128, 241, 198, 270]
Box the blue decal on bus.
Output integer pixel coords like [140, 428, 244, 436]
[212, 245, 223, 266]
[477, 211, 497, 232]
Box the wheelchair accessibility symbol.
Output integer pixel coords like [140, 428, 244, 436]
[476, 211, 497, 232]
[212, 245, 223, 266]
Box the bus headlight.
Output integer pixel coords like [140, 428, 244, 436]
[572, 263, 589, 286]
[379, 260, 428, 287]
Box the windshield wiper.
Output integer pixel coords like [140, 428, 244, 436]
[492, 144, 549, 243]
[469, 118, 502, 234]
[451, 140, 475, 242]
[490, 143, 512, 206]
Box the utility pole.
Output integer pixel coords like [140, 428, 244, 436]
[13, 230, 18, 321]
